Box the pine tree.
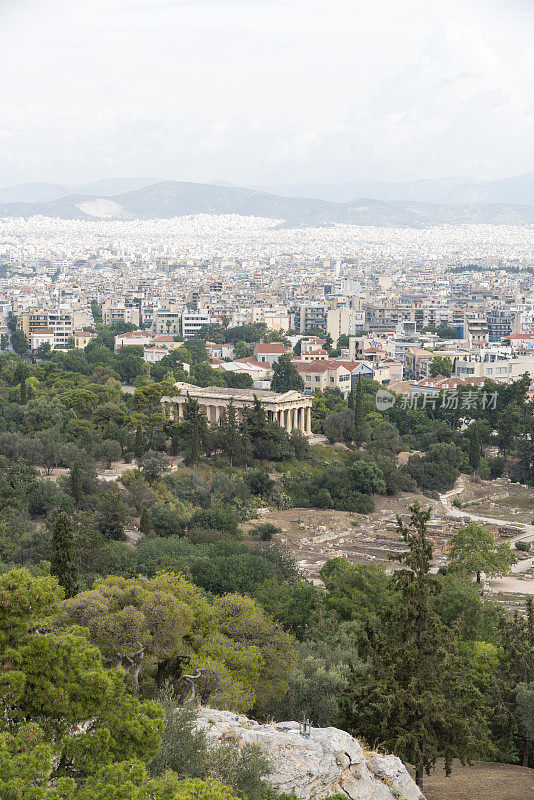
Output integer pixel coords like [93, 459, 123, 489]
[271, 354, 304, 393]
[181, 395, 208, 464]
[496, 597, 534, 766]
[468, 426, 481, 475]
[353, 378, 364, 446]
[70, 461, 83, 504]
[14, 360, 29, 404]
[337, 503, 490, 791]
[50, 512, 78, 598]
[134, 426, 144, 460]
[139, 507, 152, 536]
[217, 401, 244, 466]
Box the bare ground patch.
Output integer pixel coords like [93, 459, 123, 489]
[242, 491, 468, 581]
[411, 760, 534, 800]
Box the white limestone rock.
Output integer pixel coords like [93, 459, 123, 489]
[195, 708, 425, 800]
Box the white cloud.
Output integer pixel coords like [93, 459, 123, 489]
[0, 0, 532, 184]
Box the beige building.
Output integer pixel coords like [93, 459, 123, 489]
[295, 360, 352, 396]
[19, 310, 48, 338]
[74, 330, 97, 349]
[263, 309, 290, 331]
[162, 382, 312, 434]
[102, 302, 140, 327]
[326, 308, 352, 341]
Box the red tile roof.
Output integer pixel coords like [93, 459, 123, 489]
[255, 342, 286, 353]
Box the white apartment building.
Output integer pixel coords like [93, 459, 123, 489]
[181, 308, 210, 338]
[102, 304, 140, 327]
[47, 311, 73, 347]
[454, 353, 534, 381]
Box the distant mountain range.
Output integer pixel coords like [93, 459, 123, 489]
[0, 178, 158, 205]
[257, 173, 534, 206]
[0, 177, 533, 227]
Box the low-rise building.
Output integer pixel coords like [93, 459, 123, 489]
[254, 342, 286, 365]
[295, 361, 352, 396]
[74, 330, 97, 349]
[30, 328, 55, 351]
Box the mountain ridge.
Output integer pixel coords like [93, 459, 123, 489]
[257, 172, 534, 205]
[1, 179, 533, 227]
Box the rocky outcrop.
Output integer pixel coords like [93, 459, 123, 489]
[196, 708, 425, 800]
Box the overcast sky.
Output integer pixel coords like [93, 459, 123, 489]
[1, 0, 533, 186]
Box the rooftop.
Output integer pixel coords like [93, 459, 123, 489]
[164, 381, 308, 403]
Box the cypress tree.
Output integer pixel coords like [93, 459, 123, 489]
[134, 426, 144, 460]
[353, 378, 364, 446]
[139, 507, 152, 536]
[50, 512, 78, 598]
[70, 461, 83, 504]
[14, 361, 29, 404]
[182, 395, 208, 464]
[468, 426, 481, 475]
[218, 400, 244, 466]
[337, 503, 490, 791]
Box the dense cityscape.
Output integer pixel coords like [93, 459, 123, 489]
[1, 216, 533, 394]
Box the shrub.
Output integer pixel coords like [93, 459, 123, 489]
[252, 522, 281, 541]
[188, 505, 240, 537]
[243, 468, 274, 499]
[515, 541, 531, 552]
[488, 457, 505, 479]
[150, 503, 185, 538]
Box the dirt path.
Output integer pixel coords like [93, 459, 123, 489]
[440, 476, 534, 543]
[440, 476, 534, 593]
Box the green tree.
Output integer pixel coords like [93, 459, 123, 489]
[497, 404, 521, 461]
[98, 490, 127, 541]
[7, 311, 17, 334]
[139, 507, 152, 536]
[55, 572, 296, 709]
[449, 523, 516, 583]
[468, 425, 481, 475]
[516, 683, 534, 767]
[139, 450, 170, 482]
[94, 439, 122, 469]
[0, 569, 164, 784]
[14, 360, 30, 404]
[134, 426, 145, 460]
[50, 512, 78, 598]
[70, 461, 83, 504]
[217, 402, 245, 466]
[429, 355, 453, 377]
[492, 598, 534, 765]
[337, 504, 490, 791]
[353, 379, 364, 446]
[270, 354, 304, 393]
[180, 395, 209, 465]
[11, 330, 29, 355]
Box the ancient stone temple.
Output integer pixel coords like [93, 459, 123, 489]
[161, 382, 313, 434]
